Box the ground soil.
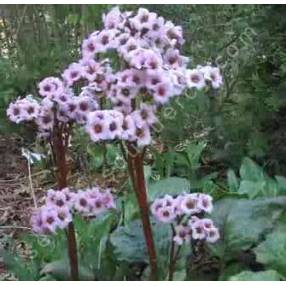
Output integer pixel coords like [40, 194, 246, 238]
[0, 135, 34, 277]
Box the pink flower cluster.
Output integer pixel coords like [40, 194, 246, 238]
[7, 7, 223, 147]
[85, 103, 156, 146]
[7, 84, 99, 137]
[150, 193, 219, 245]
[31, 187, 115, 235]
[7, 96, 40, 123]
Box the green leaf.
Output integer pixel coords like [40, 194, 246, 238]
[1, 250, 40, 280]
[40, 259, 94, 280]
[184, 142, 207, 170]
[210, 196, 286, 261]
[228, 270, 283, 281]
[110, 219, 148, 263]
[148, 177, 190, 201]
[254, 230, 286, 277]
[73, 212, 118, 280]
[106, 144, 118, 165]
[144, 165, 152, 183]
[239, 157, 264, 182]
[110, 219, 172, 278]
[219, 262, 248, 280]
[227, 169, 239, 192]
[87, 144, 104, 169]
[275, 175, 286, 192]
[123, 192, 139, 224]
[237, 180, 265, 198]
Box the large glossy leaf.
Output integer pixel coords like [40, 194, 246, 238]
[254, 230, 286, 277]
[229, 270, 282, 281]
[210, 196, 286, 261]
[148, 177, 190, 201]
[239, 157, 264, 182]
[110, 219, 148, 263]
[110, 218, 189, 280]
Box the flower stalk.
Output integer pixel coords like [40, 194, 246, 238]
[53, 122, 79, 281]
[126, 143, 157, 280]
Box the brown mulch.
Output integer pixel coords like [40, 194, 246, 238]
[0, 135, 35, 228]
[0, 135, 40, 280]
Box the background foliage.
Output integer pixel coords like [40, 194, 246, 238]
[1, 4, 286, 173]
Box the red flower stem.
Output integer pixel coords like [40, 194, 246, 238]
[127, 143, 158, 280]
[53, 123, 79, 281]
[168, 224, 176, 281]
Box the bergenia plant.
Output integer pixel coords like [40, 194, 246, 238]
[7, 6, 222, 281]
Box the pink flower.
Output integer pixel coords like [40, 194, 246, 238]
[62, 187, 76, 208]
[75, 95, 98, 124]
[113, 100, 133, 115]
[86, 114, 109, 142]
[101, 189, 116, 209]
[82, 34, 99, 59]
[46, 189, 66, 207]
[156, 206, 176, 223]
[115, 33, 131, 50]
[130, 8, 157, 32]
[132, 103, 157, 127]
[191, 219, 206, 240]
[152, 81, 173, 104]
[96, 29, 118, 52]
[134, 124, 152, 147]
[61, 98, 78, 121]
[81, 58, 103, 82]
[116, 85, 139, 104]
[36, 109, 54, 131]
[173, 224, 192, 245]
[62, 63, 82, 86]
[56, 206, 72, 229]
[53, 89, 73, 105]
[6, 102, 23, 123]
[169, 69, 187, 96]
[128, 48, 163, 70]
[151, 195, 177, 223]
[117, 69, 145, 88]
[180, 194, 199, 215]
[164, 48, 189, 69]
[74, 191, 90, 214]
[173, 194, 185, 216]
[106, 111, 124, 140]
[197, 194, 213, 213]
[90, 196, 106, 215]
[38, 77, 64, 98]
[206, 227, 220, 243]
[145, 69, 163, 89]
[122, 114, 136, 141]
[146, 16, 165, 40]
[118, 37, 140, 59]
[102, 6, 124, 30]
[185, 69, 206, 90]
[200, 65, 223, 89]
[85, 110, 123, 142]
[165, 21, 184, 47]
[40, 206, 61, 234]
